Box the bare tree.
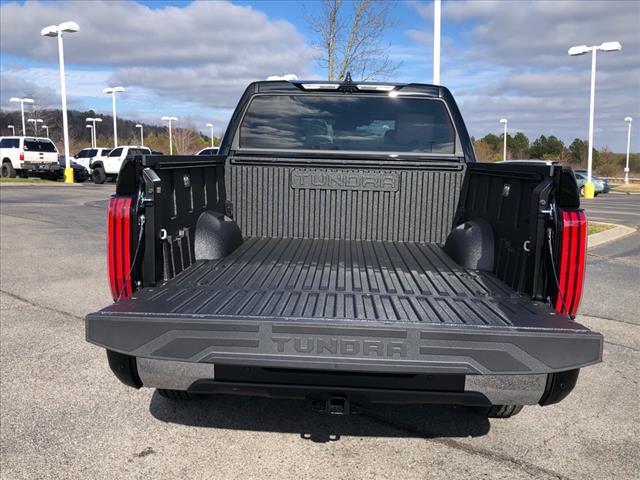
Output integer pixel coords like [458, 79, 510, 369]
[305, 0, 399, 81]
[172, 124, 204, 155]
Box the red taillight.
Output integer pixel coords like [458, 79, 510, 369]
[554, 209, 587, 317]
[108, 196, 134, 301]
[19, 152, 24, 161]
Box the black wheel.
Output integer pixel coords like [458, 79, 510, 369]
[157, 389, 204, 401]
[579, 186, 585, 197]
[1, 161, 16, 178]
[473, 405, 523, 418]
[92, 167, 106, 184]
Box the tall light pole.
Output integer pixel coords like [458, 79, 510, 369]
[9, 97, 34, 135]
[624, 117, 633, 185]
[500, 118, 508, 161]
[135, 124, 144, 147]
[205, 123, 214, 148]
[161, 116, 178, 155]
[42, 125, 49, 138]
[433, 0, 441, 85]
[103, 86, 125, 148]
[569, 41, 622, 199]
[42, 21, 79, 184]
[27, 118, 43, 136]
[86, 117, 102, 148]
[7, 125, 15, 136]
[86, 125, 94, 147]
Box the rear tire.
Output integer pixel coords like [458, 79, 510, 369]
[579, 186, 585, 197]
[92, 167, 106, 184]
[157, 389, 204, 401]
[473, 405, 523, 418]
[1, 161, 16, 178]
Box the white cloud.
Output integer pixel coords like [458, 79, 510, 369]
[0, 0, 314, 110]
[409, 0, 640, 150]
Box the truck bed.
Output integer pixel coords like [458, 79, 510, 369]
[87, 237, 602, 375]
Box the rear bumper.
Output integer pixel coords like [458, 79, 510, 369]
[22, 162, 60, 172]
[111, 353, 574, 407]
[86, 313, 603, 376]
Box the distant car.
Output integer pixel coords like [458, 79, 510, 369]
[574, 171, 605, 196]
[58, 155, 89, 182]
[197, 147, 219, 156]
[90, 145, 151, 184]
[574, 169, 610, 193]
[151, 150, 164, 155]
[73, 147, 111, 174]
[0, 136, 61, 179]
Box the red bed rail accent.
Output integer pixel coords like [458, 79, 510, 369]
[107, 196, 134, 301]
[554, 209, 587, 317]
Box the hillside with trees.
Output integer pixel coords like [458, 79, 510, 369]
[472, 132, 638, 177]
[2, 108, 635, 177]
[0, 108, 220, 155]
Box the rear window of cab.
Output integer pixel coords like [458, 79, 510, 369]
[239, 94, 457, 155]
[24, 140, 57, 152]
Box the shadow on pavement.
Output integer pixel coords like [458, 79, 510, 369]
[149, 392, 490, 443]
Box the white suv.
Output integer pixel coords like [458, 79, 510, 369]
[197, 147, 219, 155]
[73, 147, 111, 174]
[0, 136, 60, 179]
[90, 145, 151, 184]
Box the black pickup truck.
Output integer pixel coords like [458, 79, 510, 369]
[86, 79, 602, 418]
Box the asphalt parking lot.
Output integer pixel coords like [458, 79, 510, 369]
[1, 184, 638, 480]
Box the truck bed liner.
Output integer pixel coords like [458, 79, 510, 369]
[87, 237, 603, 375]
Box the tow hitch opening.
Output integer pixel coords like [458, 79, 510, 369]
[310, 396, 362, 415]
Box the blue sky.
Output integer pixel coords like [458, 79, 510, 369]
[1, 0, 638, 151]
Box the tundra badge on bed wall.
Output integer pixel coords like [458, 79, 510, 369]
[291, 169, 399, 192]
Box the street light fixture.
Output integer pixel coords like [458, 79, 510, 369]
[624, 117, 633, 185]
[86, 117, 102, 148]
[103, 86, 125, 148]
[499, 118, 508, 161]
[568, 40, 622, 199]
[161, 116, 178, 155]
[205, 123, 215, 148]
[27, 118, 44, 136]
[135, 124, 144, 147]
[42, 125, 49, 138]
[41, 20, 79, 183]
[7, 125, 15, 136]
[9, 97, 34, 135]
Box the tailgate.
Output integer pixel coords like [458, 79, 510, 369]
[24, 151, 58, 164]
[87, 302, 602, 376]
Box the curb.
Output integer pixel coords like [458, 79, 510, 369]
[588, 223, 636, 249]
[0, 182, 86, 187]
[609, 191, 640, 195]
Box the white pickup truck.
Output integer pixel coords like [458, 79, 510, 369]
[73, 147, 111, 175]
[90, 145, 151, 184]
[0, 136, 61, 179]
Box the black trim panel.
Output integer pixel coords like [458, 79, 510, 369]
[87, 313, 603, 376]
